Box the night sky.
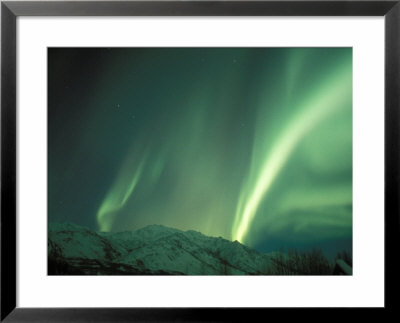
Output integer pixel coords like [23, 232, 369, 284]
[48, 48, 352, 258]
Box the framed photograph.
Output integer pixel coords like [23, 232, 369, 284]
[1, 0, 398, 321]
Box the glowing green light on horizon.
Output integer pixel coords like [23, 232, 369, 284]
[232, 60, 352, 244]
[97, 155, 147, 232]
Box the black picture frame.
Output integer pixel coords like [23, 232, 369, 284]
[1, 0, 399, 321]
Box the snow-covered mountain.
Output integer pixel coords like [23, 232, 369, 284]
[48, 222, 273, 275]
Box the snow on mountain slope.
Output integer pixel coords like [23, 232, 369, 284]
[48, 222, 121, 260]
[48, 222, 273, 275]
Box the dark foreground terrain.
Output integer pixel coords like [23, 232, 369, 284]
[48, 223, 352, 275]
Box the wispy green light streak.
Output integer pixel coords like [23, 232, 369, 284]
[97, 154, 147, 232]
[232, 59, 352, 243]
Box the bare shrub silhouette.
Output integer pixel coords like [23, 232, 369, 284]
[335, 249, 352, 267]
[268, 247, 333, 275]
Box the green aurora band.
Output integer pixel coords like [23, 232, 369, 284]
[97, 152, 148, 232]
[232, 55, 352, 243]
[49, 48, 352, 255]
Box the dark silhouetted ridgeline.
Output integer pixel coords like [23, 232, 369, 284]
[48, 222, 352, 276]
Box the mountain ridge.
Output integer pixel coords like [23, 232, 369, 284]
[48, 222, 272, 275]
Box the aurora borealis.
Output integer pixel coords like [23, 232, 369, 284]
[48, 48, 352, 257]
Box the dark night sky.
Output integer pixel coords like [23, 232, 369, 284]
[48, 48, 352, 258]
